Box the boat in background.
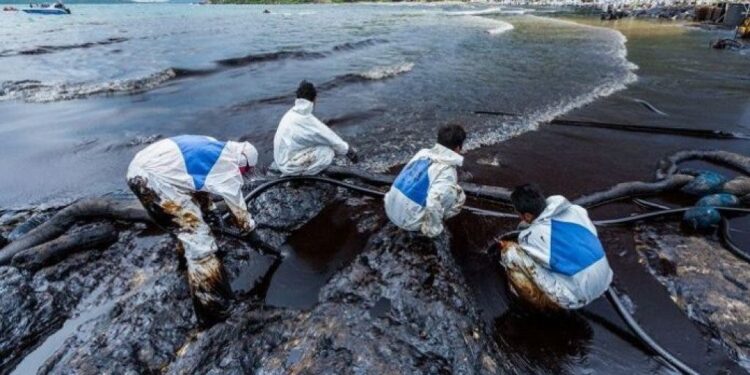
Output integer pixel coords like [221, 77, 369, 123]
[22, 2, 70, 14]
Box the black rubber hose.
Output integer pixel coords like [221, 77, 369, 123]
[606, 287, 701, 375]
[632, 198, 671, 211]
[593, 206, 750, 226]
[231, 176, 516, 220]
[720, 217, 750, 263]
[264, 176, 750, 262]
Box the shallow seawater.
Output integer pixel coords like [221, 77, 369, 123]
[0, 3, 636, 207]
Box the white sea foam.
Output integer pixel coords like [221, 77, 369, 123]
[461, 15, 515, 35]
[0, 68, 181, 103]
[446, 7, 504, 16]
[500, 9, 532, 15]
[487, 21, 515, 35]
[359, 62, 415, 80]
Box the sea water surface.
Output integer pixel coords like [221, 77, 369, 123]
[0, 3, 636, 207]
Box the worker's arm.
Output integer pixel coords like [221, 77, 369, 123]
[517, 225, 552, 269]
[222, 187, 256, 233]
[444, 183, 465, 219]
[421, 167, 463, 238]
[205, 164, 256, 232]
[302, 116, 349, 156]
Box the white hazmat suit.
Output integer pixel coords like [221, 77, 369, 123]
[384, 144, 466, 238]
[127, 135, 258, 325]
[127, 135, 257, 262]
[273, 98, 349, 176]
[502, 196, 613, 309]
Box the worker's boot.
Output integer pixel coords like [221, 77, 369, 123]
[186, 254, 234, 328]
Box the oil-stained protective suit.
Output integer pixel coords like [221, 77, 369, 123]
[273, 98, 349, 176]
[502, 196, 613, 310]
[127, 135, 257, 326]
[384, 144, 466, 238]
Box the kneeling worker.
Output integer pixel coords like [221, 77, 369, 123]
[273, 80, 358, 176]
[384, 124, 467, 238]
[500, 184, 613, 310]
[127, 135, 259, 327]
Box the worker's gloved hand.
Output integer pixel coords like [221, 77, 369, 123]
[346, 147, 359, 164]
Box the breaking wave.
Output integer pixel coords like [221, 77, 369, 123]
[358, 62, 414, 80]
[463, 17, 638, 151]
[217, 38, 386, 67]
[0, 37, 128, 58]
[333, 38, 388, 52]
[446, 7, 504, 16]
[458, 13, 515, 35]
[230, 62, 414, 112]
[0, 38, 388, 103]
[216, 50, 327, 67]
[486, 21, 515, 35]
[322, 62, 414, 88]
[0, 68, 209, 103]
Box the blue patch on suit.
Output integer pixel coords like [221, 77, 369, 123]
[172, 135, 226, 190]
[549, 220, 604, 276]
[393, 158, 431, 207]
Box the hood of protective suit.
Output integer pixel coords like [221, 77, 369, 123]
[273, 99, 349, 176]
[532, 195, 573, 225]
[292, 98, 314, 116]
[418, 144, 463, 167]
[233, 141, 258, 168]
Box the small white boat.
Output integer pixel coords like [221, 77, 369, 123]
[22, 3, 70, 14]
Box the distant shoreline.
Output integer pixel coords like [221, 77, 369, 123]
[207, 0, 470, 4]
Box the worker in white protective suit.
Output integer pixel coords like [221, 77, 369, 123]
[126, 135, 259, 327]
[273, 80, 358, 175]
[384, 124, 467, 238]
[499, 184, 613, 310]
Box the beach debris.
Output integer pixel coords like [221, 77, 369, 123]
[712, 38, 743, 50]
[681, 206, 722, 233]
[738, 17, 750, 38]
[11, 223, 118, 271]
[680, 170, 727, 196]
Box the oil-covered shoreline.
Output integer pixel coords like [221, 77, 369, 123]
[1, 8, 749, 375]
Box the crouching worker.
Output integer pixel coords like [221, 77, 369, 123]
[273, 80, 358, 176]
[384, 124, 467, 238]
[127, 135, 259, 327]
[500, 184, 613, 310]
